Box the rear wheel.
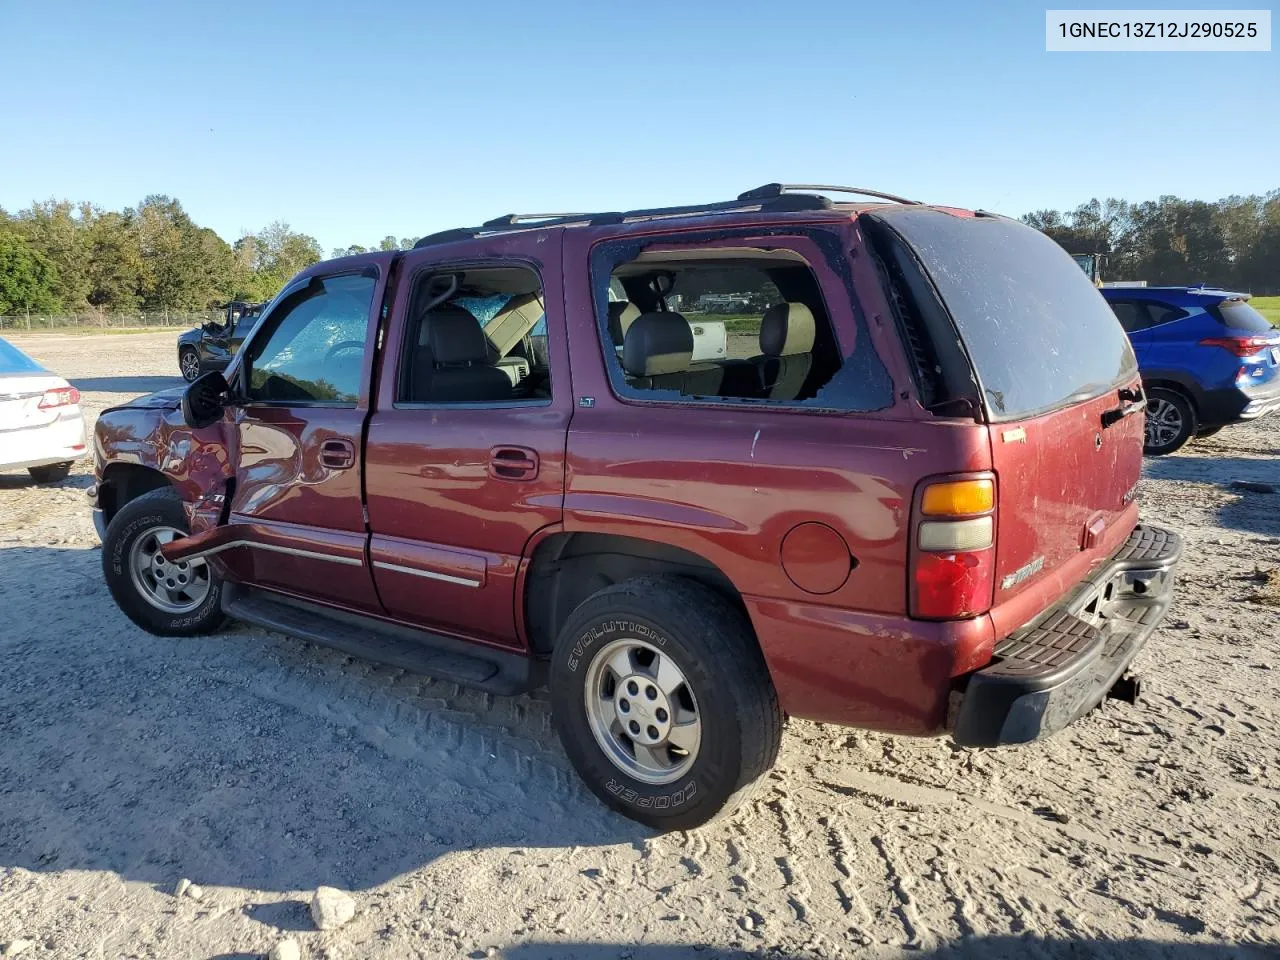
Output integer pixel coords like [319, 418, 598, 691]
[179, 348, 201, 383]
[28, 462, 72, 484]
[550, 576, 782, 831]
[102, 488, 225, 636]
[1143, 388, 1195, 456]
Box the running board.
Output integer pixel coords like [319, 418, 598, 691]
[222, 585, 535, 695]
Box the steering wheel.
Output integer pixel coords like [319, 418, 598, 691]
[323, 340, 364, 363]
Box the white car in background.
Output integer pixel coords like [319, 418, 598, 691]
[0, 337, 87, 483]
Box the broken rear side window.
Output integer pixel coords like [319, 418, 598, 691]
[592, 239, 886, 410]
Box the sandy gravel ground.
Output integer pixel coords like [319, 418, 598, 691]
[1, 332, 1279, 960]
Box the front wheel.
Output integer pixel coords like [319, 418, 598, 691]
[102, 488, 225, 636]
[179, 348, 201, 383]
[1143, 388, 1195, 456]
[550, 576, 782, 831]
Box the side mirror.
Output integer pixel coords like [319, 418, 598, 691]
[181, 370, 231, 429]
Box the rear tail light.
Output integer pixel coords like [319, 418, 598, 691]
[1200, 336, 1276, 357]
[37, 386, 80, 409]
[910, 476, 996, 620]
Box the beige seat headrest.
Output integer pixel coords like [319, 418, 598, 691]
[759, 303, 816, 357]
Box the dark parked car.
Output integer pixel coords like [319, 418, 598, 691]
[1101, 287, 1280, 454]
[177, 300, 266, 382]
[90, 185, 1180, 829]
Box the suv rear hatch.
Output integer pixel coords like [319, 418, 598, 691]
[862, 208, 1144, 629]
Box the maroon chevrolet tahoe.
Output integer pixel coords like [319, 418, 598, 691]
[90, 184, 1181, 830]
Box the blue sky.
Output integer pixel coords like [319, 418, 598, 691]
[1, 0, 1275, 253]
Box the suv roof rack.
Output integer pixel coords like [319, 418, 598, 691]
[411, 187, 860, 250]
[738, 183, 920, 205]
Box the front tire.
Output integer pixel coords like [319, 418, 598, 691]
[28, 462, 72, 483]
[102, 488, 225, 636]
[550, 576, 782, 831]
[1143, 388, 1195, 456]
[179, 348, 201, 383]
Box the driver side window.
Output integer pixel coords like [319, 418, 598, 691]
[245, 274, 377, 404]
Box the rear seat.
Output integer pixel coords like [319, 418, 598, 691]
[622, 311, 716, 394]
[756, 302, 815, 401]
[607, 301, 643, 351]
[619, 302, 816, 401]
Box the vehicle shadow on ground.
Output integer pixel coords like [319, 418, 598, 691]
[500, 938, 1275, 959]
[0, 472, 95, 491]
[0, 544, 648, 896]
[1144, 454, 1280, 538]
[71, 375, 184, 394]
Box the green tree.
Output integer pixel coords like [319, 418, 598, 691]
[232, 221, 323, 302]
[84, 211, 144, 310]
[14, 200, 91, 309]
[0, 230, 59, 315]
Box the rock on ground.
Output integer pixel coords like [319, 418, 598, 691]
[310, 886, 356, 930]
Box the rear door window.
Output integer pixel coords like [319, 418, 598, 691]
[1108, 300, 1145, 333]
[866, 209, 1137, 421]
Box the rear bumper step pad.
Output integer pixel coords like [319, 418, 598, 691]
[952, 523, 1182, 748]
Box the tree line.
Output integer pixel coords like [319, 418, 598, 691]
[0, 196, 423, 318]
[1022, 189, 1280, 292]
[3, 188, 1278, 316]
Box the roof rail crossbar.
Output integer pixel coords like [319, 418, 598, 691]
[739, 183, 921, 205]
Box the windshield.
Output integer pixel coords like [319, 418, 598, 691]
[0, 338, 45, 374]
[868, 210, 1137, 421]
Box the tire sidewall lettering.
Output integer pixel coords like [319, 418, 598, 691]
[605, 778, 695, 809]
[567, 619, 665, 673]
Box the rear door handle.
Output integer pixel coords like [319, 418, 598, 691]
[489, 445, 539, 481]
[320, 438, 356, 469]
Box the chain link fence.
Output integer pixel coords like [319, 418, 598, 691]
[0, 310, 221, 333]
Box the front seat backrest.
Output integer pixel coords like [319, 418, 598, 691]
[622, 312, 694, 389]
[485, 292, 545, 358]
[413, 304, 512, 402]
[758, 302, 816, 401]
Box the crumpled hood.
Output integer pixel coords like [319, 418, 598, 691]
[108, 387, 185, 412]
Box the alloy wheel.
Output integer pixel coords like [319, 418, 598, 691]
[583, 637, 702, 784]
[1145, 396, 1183, 450]
[127, 525, 211, 614]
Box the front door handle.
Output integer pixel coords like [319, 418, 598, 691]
[489, 445, 539, 481]
[320, 438, 356, 469]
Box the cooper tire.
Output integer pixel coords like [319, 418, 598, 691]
[102, 487, 225, 636]
[550, 576, 782, 831]
[1143, 388, 1195, 456]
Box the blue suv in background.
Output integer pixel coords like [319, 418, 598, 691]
[1101, 287, 1280, 454]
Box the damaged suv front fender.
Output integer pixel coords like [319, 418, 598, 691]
[93, 394, 235, 535]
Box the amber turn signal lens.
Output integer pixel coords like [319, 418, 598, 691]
[921, 479, 994, 517]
